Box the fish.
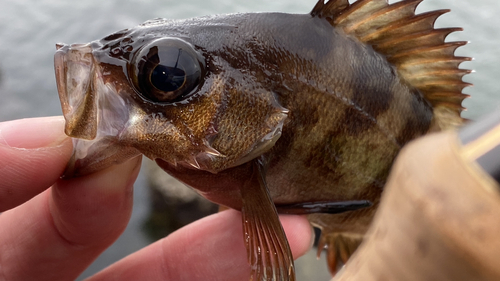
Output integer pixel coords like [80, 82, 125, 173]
[54, 0, 470, 279]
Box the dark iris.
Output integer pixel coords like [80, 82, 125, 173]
[129, 38, 204, 103]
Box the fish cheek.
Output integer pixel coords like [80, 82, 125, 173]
[120, 114, 189, 163]
[208, 80, 288, 171]
[118, 75, 226, 168]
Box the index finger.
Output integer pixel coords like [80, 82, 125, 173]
[0, 116, 73, 211]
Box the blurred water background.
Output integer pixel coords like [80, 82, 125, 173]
[1, 0, 499, 280]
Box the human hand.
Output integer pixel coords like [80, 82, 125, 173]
[0, 116, 313, 281]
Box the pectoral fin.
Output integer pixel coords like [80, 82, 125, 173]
[241, 159, 295, 281]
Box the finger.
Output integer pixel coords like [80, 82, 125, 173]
[86, 210, 313, 281]
[0, 116, 73, 211]
[0, 155, 142, 281]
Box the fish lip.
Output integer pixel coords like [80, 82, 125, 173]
[54, 43, 98, 140]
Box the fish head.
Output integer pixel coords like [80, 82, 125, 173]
[55, 16, 288, 177]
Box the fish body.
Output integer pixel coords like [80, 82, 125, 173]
[55, 0, 469, 279]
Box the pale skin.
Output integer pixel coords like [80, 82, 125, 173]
[0, 116, 313, 281]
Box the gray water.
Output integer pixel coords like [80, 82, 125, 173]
[1, 0, 499, 280]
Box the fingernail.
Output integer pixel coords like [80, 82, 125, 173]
[96, 155, 142, 194]
[62, 155, 143, 195]
[0, 116, 69, 149]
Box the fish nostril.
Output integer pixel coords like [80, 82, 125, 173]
[70, 43, 88, 48]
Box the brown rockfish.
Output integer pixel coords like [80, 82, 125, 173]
[54, 0, 470, 279]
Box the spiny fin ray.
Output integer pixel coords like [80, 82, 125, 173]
[311, 0, 471, 115]
[316, 233, 364, 275]
[311, 0, 349, 19]
[361, 10, 450, 43]
[342, 0, 423, 36]
[375, 28, 462, 56]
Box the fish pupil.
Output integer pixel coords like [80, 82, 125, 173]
[151, 64, 186, 92]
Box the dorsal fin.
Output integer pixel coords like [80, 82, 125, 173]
[311, 0, 471, 120]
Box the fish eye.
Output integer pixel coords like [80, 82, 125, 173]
[130, 38, 204, 103]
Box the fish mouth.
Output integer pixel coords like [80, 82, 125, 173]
[55, 43, 141, 177]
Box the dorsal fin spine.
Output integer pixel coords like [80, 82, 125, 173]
[335, 0, 388, 27]
[388, 41, 467, 61]
[311, 0, 471, 116]
[311, 0, 349, 19]
[343, 0, 422, 36]
[360, 10, 450, 43]
[374, 28, 462, 56]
